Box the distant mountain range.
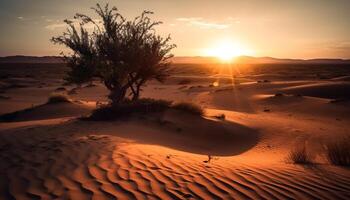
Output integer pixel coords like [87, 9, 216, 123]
[0, 56, 63, 63]
[1, 55, 350, 64]
[172, 56, 350, 64]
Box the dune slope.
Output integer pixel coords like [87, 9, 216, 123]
[0, 120, 349, 200]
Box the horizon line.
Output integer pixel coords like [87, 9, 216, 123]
[1, 54, 350, 61]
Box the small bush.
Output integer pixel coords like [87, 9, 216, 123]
[326, 137, 350, 166]
[47, 94, 71, 104]
[214, 114, 226, 120]
[275, 93, 284, 97]
[88, 98, 172, 121]
[171, 102, 204, 116]
[287, 146, 313, 164]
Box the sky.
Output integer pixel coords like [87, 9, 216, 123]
[0, 0, 350, 59]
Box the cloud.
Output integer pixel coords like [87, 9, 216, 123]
[17, 16, 24, 20]
[45, 23, 66, 30]
[190, 21, 230, 29]
[176, 17, 231, 29]
[176, 17, 203, 22]
[45, 19, 101, 31]
[332, 42, 350, 51]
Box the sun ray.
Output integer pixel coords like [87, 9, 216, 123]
[204, 39, 253, 62]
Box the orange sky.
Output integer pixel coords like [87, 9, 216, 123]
[0, 0, 350, 59]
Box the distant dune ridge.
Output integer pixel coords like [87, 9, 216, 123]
[1, 55, 350, 64]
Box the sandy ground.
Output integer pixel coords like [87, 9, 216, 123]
[0, 63, 350, 199]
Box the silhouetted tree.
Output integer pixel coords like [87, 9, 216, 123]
[52, 3, 175, 104]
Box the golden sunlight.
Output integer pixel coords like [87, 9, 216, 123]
[204, 39, 253, 62]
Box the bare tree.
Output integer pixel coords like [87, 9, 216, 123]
[52, 3, 175, 104]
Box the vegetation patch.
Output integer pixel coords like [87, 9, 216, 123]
[86, 99, 205, 121]
[172, 102, 204, 116]
[214, 114, 226, 120]
[287, 146, 313, 164]
[325, 137, 350, 166]
[46, 93, 71, 104]
[87, 98, 172, 121]
[274, 93, 284, 97]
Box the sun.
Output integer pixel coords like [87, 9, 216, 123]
[204, 39, 252, 62]
[214, 43, 237, 61]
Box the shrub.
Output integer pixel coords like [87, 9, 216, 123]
[214, 114, 226, 120]
[87, 98, 172, 121]
[171, 102, 204, 116]
[325, 137, 350, 166]
[287, 146, 313, 164]
[274, 93, 284, 97]
[52, 3, 175, 104]
[46, 94, 71, 104]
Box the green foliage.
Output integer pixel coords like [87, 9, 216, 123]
[171, 102, 204, 116]
[52, 3, 176, 103]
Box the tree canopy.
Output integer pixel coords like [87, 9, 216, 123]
[52, 3, 176, 104]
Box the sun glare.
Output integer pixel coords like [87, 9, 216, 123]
[204, 39, 252, 62]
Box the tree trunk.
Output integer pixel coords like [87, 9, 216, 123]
[131, 79, 144, 101]
[108, 85, 128, 105]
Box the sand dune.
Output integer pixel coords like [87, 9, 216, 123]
[280, 82, 350, 99]
[0, 121, 349, 199]
[331, 75, 350, 81]
[1, 64, 350, 199]
[0, 100, 93, 122]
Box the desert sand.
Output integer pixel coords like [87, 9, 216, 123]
[0, 63, 350, 199]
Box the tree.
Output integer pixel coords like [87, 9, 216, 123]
[52, 3, 175, 104]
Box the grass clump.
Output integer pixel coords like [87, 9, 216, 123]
[87, 99, 205, 121]
[287, 146, 313, 164]
[171, 102, 204, 116]
[88, 98, 172, 121]
[325, 137, 350, 166]
[214, 114, 226, 120]
[274, 93, 284, 97]
[46, 93, 71, 104]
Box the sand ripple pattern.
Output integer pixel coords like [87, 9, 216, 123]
[0, 127, 349, 200]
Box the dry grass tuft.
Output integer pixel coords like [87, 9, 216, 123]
[87, 99, 206, 121]
[87, 98, 172, 121]
[325, 137, 350, 166]
[214, 114, 226, 120]
[171, 102, 204, 116]
[287, 146, 313, 164]
[47, 93, 71, 104]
